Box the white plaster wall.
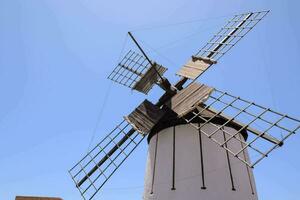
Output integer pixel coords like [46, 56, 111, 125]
[143, 124, 258, 200]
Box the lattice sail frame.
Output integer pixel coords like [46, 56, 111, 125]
[183, 88, 300, 168]
[107, 50, 166, 94]
[196, 10, 269, 61]
[69, 120, 145, 200]
[176, 11, 269, 81]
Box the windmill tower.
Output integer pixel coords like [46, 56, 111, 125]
[69, 10, 300, 200]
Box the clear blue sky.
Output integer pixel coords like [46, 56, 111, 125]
[1, 0, 300, 200]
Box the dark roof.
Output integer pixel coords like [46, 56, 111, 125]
[147, 106, 248, 143]
[16, 196, 63, 200]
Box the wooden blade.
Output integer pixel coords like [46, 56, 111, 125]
[176, 56, 216, 80]
[167, 82, 214, 117]
[125, 100, 166, 135]
[132, 63, 167, 94]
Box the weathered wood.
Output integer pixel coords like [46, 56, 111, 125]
[167, 82, 214, 117]
[176, 56, 216, 80]
[125, 100, 166, 134]
[133, 64, 167, 94]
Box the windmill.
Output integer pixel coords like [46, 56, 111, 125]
[69, 10, 300, 200]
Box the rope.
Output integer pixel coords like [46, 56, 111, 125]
[154, 25, 217, 50]
[260, 53, 284, 139]
[86, 82, 112, 152]
[86, 34, 129, 152]
[138, 39, 177, 67]
[132, 21, 226, 69]
[129, 13, 235, 32]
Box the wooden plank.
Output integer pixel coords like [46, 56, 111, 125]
[167, 83, 214, 117]
[177, 60, 209, 79]
[125, 100, 166, 134]
[176, 56, 216, 80]
[132, 64, 167, 94]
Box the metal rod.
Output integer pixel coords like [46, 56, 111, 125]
[128, 32, 164, 81]
[150, 134, 159, 194]
[238, 133, 255, 194]
[128, 31, 176, 94]
[222, 128, 236, 191]
[198, 125, 252, 167]
[171, 126, 176, 190]
[198, 123, 206, 190]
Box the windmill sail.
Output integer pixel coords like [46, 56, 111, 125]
[69, 100, 165, 200]
[177, 10, 269, 80]
[69, 120, 145, 200]
[125, 100, 166, 134]
[108, 50, 167, 94]
[180, 85, 300, 168]
[167, 82, 214, 117]
[176, 56, 217, 80]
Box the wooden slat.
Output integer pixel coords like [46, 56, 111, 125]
[176, 56, 216, 80]
[168, 82, 214, 117]
[132, 64, 167, 94]
[125, 100, 166, 134]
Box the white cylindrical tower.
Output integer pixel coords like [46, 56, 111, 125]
[143, 123, 258, 200]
